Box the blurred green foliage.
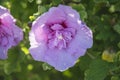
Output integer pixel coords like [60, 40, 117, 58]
[0, 0, 120, 80]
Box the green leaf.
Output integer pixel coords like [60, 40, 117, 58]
[72, 4, 85, 11]
[63, 70, 72, 78]
[111, 76, 120, 80]
[114, 1, 120, 11]
[117, 42, 120, 49]
[84, 59, 110, 80]
[93, 0, 109, 3]
[36, 0, 42, 4]
[37, 5, 47, 15]
[71, 4, 87, 20]
[113, 23, 120, 34]
[52, 0, 61, 5]
[109, 5, 115, 13]
[79, 11, 87, 21]
[42, 63, 52, 71]
[4, 62, 21, 75]
[28, 0, 34, 3]
[79, 54, 92, 71]
[114, 51, 120, 62]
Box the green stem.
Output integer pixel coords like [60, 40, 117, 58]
[87, 52, 95, 59]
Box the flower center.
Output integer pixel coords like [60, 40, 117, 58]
[47, 23, 75, 49]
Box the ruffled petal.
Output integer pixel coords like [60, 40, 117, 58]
[0, 6, 9, 16]
[29, 31, 47, 61]
[46, 6, 66, 24]
[58, 5, 80, 19]
[69, 23, 93, 49]
[43, 49, 74, 71]
[12, 25, 23, 46]
[29, 45, 47, 62]
[0, 13, 15, 25]
[32, 14, 46, 30]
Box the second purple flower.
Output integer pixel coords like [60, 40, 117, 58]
[0, 6, 23, 59]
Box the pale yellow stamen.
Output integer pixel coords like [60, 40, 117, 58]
[58, 35, 63, 40]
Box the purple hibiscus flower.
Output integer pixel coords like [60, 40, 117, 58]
[29, 5, 93, 71]
[0, 6, 23, 59]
